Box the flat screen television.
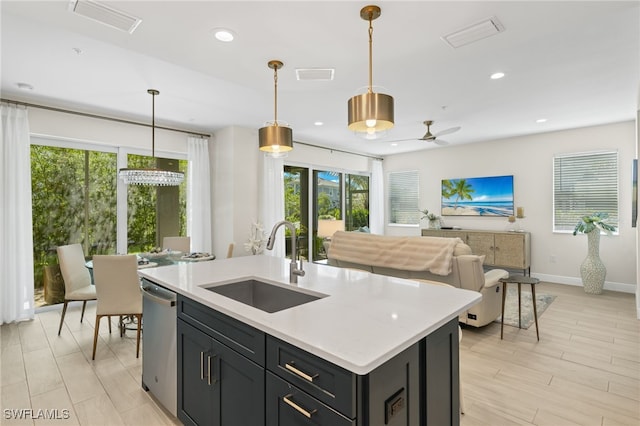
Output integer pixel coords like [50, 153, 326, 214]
[441, 175, 514, 216]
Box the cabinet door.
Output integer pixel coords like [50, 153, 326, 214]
[179, 319, 266, 426]
[494, 233, 525, 268]
[214, 338, 265, 426]
[421, 229, 444, 237]
[178, 320, 215, 426]
[465, 232, 495, 264]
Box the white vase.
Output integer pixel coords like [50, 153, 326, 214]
[580, 229, 606, 294]
[429, 219, 440, 229]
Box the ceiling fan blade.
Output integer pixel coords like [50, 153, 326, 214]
[384, 138, 420, 143]
[433, 126, 461, 137]
[434, 139, 449, 146]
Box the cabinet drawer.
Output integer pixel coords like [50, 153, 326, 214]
[266, 372, 355, 426]
[177, 295, 265, 365]
[266, 336, 356, 418]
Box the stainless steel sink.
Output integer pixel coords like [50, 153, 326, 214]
[204, 279, 326, 313]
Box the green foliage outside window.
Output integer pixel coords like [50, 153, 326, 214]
[31, 146, 187, 294]
[31, 145, 117, 288]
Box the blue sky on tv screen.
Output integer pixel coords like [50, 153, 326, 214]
[442, 175, 514, 202]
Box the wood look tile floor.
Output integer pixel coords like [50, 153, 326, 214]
[1, 282, 638, 425]
[1, 301, 180, 426]
[459, 282, 639, 426]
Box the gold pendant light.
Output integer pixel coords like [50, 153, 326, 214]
[118, 89, 184, 186]
[259, 60, 293, 154]
[347, 5, 394, 139]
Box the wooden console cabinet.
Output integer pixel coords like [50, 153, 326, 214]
[422, 229, 531, 274]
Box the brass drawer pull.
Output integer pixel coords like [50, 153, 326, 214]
[285, 362, 318, 382]
[283, 394, 317, 418]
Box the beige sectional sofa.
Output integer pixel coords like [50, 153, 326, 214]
[326, 231, 508, 327]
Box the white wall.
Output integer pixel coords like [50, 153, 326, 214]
[211, 126, 260, 259]
[210, 130, 372, 259]
[383, 121, 637, 292]
[286, 143, 371, 172]
[28, 107, 188, 154]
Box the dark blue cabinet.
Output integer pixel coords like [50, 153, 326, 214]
[176, 294, 459, 426]
[177, 297, 265, 426]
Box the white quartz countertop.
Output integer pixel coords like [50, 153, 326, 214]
[138, 255, 481, 375]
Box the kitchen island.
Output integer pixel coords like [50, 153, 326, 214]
[139, 255, 481, 426]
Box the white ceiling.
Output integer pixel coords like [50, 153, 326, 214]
[2, 1, 639, 156]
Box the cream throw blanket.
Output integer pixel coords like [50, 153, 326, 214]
[327, 232, 462, 276]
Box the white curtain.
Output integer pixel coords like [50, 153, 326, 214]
[369, 158, 384, 235]
[1, 104, 35, 323]
[259, 155, 285, 257]
[186, 136, 212, 253]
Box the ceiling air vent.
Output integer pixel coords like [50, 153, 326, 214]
[295, 68, 335, 81]
[68, 0, 142, 34]
[441, 16, 505, 48]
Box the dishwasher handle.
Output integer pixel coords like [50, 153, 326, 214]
[142, 286, 176, 307]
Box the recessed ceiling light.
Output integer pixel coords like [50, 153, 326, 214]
[490, 72, 505, 80]
[391, 143, 398, 147]
[536, 118, 547, 123]
[314, 121, 324, 126]
[16, 82, 34, 91]
[212, 28, 235, 42]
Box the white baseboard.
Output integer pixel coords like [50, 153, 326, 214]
[532, 273, 636, 294]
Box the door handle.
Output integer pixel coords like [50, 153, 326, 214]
[283, 394, 317, 419]
[207, 354, 218, 385]
[200, 352, 205, 381]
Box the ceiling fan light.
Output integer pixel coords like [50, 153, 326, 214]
[347, 92, 394, 132]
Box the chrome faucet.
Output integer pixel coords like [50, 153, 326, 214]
[266, 220, 305, 284]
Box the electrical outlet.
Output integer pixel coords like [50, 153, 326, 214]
[550, 255, 557, 263]
[385, 388, 405, 424]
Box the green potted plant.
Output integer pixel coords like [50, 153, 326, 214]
[573, 212, 617, 294]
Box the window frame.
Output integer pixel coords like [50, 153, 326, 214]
[30, 135, 187, 255]
[552, 150, 619, 234]
[388, 170, 420, 227]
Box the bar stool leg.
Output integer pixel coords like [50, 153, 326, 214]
[531, 283, 539, 341]
[500, 282, 507, 339]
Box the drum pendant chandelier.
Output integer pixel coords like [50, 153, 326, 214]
[118, 89, 184, 186]
[347, 5, 394, 139]
[259, 60, 293, 155]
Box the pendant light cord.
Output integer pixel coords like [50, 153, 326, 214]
[273, 66, 279, 127]
[367, 14, 374, 94]
[151, 90, 156, 159]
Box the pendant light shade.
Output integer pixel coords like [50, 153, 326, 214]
[119, 89, 185, 186]
[347, 5, 394, 138]
[259, 60, 293, 154]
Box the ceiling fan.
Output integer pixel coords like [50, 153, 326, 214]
[389, 120, 461, 145]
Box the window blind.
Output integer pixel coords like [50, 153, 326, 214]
[553, 151, 618, 232]
[388, 170, 419, 225]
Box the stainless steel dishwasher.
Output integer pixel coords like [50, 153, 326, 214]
[141, 278, 177, 417]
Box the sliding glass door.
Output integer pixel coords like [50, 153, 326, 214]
[284, 166, 309, 260]
[126, 154, 187, 252]
[30, 139, 187, 306]
[285, 165, 370, 263]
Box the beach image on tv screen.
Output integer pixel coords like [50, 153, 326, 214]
[441, 175, 514, 216]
